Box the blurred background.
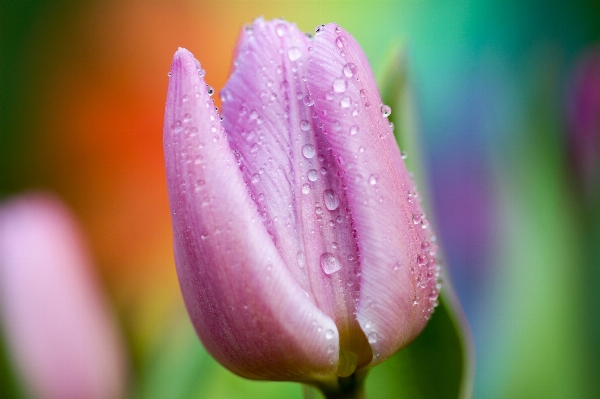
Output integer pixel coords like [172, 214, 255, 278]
[1, 1, 600, 398]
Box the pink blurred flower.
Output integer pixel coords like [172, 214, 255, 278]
[0, 193, 127, 399]
[567, 45, 600, 194]
[164, 18, 440, 388]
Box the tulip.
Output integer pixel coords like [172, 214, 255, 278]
[0, 193, 127, 399]
[164, 18, 440, 396]
[566, 45, 600, 197]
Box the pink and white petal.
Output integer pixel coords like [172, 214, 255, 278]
[0, 194, 127, 399]
[222, 19, 371, 371]
[307, 24, 439, 365]
[164, 48, 339, 381]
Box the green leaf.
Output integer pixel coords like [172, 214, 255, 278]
[365, 292, 473, 399]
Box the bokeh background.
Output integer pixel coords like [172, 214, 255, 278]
[2, 1, 600, 398]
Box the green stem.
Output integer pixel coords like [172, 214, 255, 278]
[304, 370, 368, 399]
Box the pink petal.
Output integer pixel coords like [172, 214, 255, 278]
[164, 47, 339, 380]
[307, 24, 439, 365]
[221, 18, 372, 373]
[0, 193, 127, 399]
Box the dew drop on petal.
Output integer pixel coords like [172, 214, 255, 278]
[323, 189, 340, 211]
[343, 63, 358, 78]
[276, 23, 287, 37]
[307, 169, 318, 181]
[325, 329, 335, 339]
[369, 174, 379, 185]
[340, 96, 351, 108]
[368, 332, 378, 344]
[303, 95, 314, 106]
[333, 78, 348, 93]
[302, 144, 316, 159]
[300, 120, 311, 131]
[302, 183, 311, 194]
[206, 85, 215, 96]
[349, 125, 359, 135]
[288, 47, 302, 61]
[320, 252, 341, 274]
[381, 104, 392, 117]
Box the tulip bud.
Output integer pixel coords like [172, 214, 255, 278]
[164, 18, 440, 391]
[566, 45, 600, 196]
[0, 193, 127, 399]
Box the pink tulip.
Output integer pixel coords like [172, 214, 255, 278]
[164, 18, 440, 391]
[0, 193, 127, 399]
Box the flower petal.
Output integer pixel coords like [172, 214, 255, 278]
[0, 193, 127, 399]
[164, 48, 339, 381]
[307, 24, 440, 365]
[221, 19, 372, 374]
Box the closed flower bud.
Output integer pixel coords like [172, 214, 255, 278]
[164, 18, 440, 390]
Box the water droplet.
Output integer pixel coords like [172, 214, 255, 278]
[307, 169, 318, 181]
[249, 110, 258, 120]
[320, 252, 341, 274]
[198, 68, 206, 78]
[335, 37, 345, 49]
[297, 251, 305, 268]
[412, 213, 422, 224]
[401, 151, 407, 159]
[323, 189, 339, 211]
[302, 183, 311, 194]
[300, 120, 311, 131]
[340, 96, 351, 108]
[421, 241, 431, 251]
[276, 23, 287, 37]
[381, 104, 391, 117]
[333, 78, 348, 93]
[343, 63, 358, 78]
[320, 167, 328, 175]
[349, 125, 359, 135]
[315, 24, 326, 35]
[369, 174, 379, 185]
[368, 332, 378, 344]
[167, 71, 172, 77]
[183, 113, 192, 123]
[207, 85, 214, 96]
[302, 144, 316, 159]
[360, 89, 367, 98]
[288, 47, 302, 61]
[303, 95, 314, 106]
[325, 329, 335, 339]
[417, 254, 428, 266]
[359, 146, 365, 153]
[364, 102, 372, 109]
[251, 173, 260, 184]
